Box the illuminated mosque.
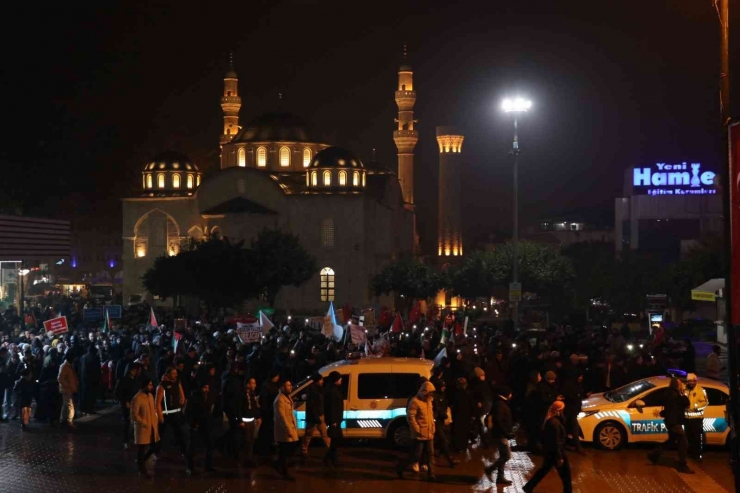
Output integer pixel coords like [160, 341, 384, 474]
[122, 53, 465, 311]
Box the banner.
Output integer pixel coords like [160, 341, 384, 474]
[104, 305, 122, 319]
[730, 122, 740, 324]
[349, 324, 366, 345]
[83, 308, 103, 322]
[44, 316, 69, 336]
[236, 321, 261, 343]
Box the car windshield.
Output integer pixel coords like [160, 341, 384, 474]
[604, 380, 656, 403]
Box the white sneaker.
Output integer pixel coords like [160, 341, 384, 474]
[411, 463, 419, 472]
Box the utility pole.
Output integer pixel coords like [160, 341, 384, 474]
[717, 1, 739, 489]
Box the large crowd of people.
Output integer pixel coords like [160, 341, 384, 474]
[0, 294, 725, 488]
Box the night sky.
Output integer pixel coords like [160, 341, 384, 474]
[1, 1, 736, 253]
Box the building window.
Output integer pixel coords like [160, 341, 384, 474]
[339, 170, 347, 186]
[321, 218, 335, 246]
[279, 147, 291, 167]
[238, 147, 246, 167]
[196, 175, 201, 186]
[362, 172, 366, 187]
[157, 174, 165, 188]
[353, 171, 359, 186]
[323, 170, 332, 186]
[257, 147, 267, 167]
[320, 267, 335, 301]
[146, 174, 153, 188]
[172, 174, 181, 188]
[303, 148, 312, 167]
[187, 174, 194, 189]
[311, 171, 318, 186]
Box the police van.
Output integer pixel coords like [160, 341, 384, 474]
[291, 357, 434, 447]
[578, 375, 730, 450]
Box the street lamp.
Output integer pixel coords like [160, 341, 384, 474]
[501, 97, 532, 327]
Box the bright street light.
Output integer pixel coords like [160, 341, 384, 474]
[501, 97, 532, 113]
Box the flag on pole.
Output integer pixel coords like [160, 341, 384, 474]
[102, 308, 111, 333]
[391, 313, 404, 334]
[148, 308, 158, 331]
[259, 311, 274, 335]
[323, 302, 344, 342]
[172, 331, 182, 353]
[409, 302, 421, 326]
[420, 347, 425, 360]
[434, 347, 447, 366]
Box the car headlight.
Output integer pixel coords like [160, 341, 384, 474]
[577, 411, 600, 420]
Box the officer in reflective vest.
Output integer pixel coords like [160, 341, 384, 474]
[684, 373, 708, 461]
[156, 366, 193, 474]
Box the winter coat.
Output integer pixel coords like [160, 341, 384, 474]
[542, 415, 567, 458]
[407, 382, 436, 441]
[662, 386, 690, 427]
[273, 392, 298, 443]
[131, 390, 160, 445]
[115, 375, 138, 407]
[14, 377, 35, 408]
[324, 383, 344, 439]
[305, 383, 325, 424]
[58, 360, 79, 394]
[489, 395, 514, 439]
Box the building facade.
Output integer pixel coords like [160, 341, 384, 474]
[122, 60, 414, 312]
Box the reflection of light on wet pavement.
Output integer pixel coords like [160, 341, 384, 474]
[476, 439, 535, 492]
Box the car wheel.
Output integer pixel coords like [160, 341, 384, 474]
[594, 421, 626, 450]
[388, 420, 412, 447]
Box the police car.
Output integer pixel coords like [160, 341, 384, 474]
[291, 357, 434, 447]
[578, 375, 730, 450]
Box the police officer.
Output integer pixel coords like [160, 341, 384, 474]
[684, 373, 708, 461]
[155, 366, 192, 475]
[648, 378, 693, 474]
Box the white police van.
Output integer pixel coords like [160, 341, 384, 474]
[578, 375, 730, 450]
[291, 357, 434, 447]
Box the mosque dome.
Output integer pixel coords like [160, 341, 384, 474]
[232, 112, 314, 143]
[141, 151, 202, 196]
[309, 146, 364, 169]
[305, 147, 367, 192]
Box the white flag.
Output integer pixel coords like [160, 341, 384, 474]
[434, 347, 447, 366]
[259, 311, 274, 335]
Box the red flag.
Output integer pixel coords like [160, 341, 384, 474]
[409, 301, 421, 325]
[24, 314, 35, 326]
[148, 307, 158, 330]
[342, 303, 352, 325]
[378, 308, 393, 327]
[391, 313, 404, 334]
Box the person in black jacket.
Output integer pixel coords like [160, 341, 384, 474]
[241, 378, 261, 466]
[186, 379, 215, 473]
[79, 344, 101, 414]
[257, 371, 280, 455]
[523, 401, 572, 493]
[221, 363, 246, 459]
[560, 369, 585, 454]
[648, 378, 693, 474]
[485, 386, 514, 485]
[14, 368, 35, 431]
[115, 362, 141, 449]
[301, 373, 330, 457]
[432, 379, 457, 468]
[323, 371, 344, 466]
[450, 377, 472, 452]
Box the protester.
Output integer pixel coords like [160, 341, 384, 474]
[485, 386, 514, 485]
[186, 379, 215, 474]
[57, 351, 78, 429]
[648, 377, 693, 474]
[131, 378, 160, 477]
[241, 377, 261, 467]
[396, 381, 437, 482]
[273, 379, 299, 480]
[302, 372, 330, 457]
[155, 366, 191, 475]
[14, 368, 35, 431]
[522, 401, 572, 493]
[323, 371, 344, 467]
[114, 362, 141, 449]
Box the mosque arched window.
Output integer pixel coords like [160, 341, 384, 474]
[279, 147, 291, 167]
[187, 175, 194, 189]
[238, 148, 246, 167]
[257, 147, 267, 167]
[157, 174, 165, 188]
[172, 174, 181, 188]
[146, 174, 153, 189]
[323, 170, 332, 186]
[311, 171, 318, 187]
[303, 148, 312, 167]
[353, 171, 359, 187]
[320, 267, 335, 301]
[306, 172, 310, 187]
[142, 175, 146, 189]
[362, 172, 366, 187]
[338, 171, 347, 186]
[196, 175, 201, 187]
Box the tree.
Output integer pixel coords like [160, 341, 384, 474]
[562, 241, 616, 313]
[669, 236, 725, 312]
[248, 228, 317, 307]
[371, 259, 443, 312]
[446, 243, 575, 301]
[142, 236, 254, 316]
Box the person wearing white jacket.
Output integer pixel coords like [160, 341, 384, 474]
[273, 379, 298, 481]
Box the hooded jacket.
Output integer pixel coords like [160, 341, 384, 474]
[408, 381, 436, 441]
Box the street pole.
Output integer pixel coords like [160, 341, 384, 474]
[512, 117, 520, 326]
[717, 0, 740, 487]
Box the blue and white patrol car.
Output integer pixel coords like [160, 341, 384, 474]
[578, 375, 730, 450]
[291, 357, 434, 447]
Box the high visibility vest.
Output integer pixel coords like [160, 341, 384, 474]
[685, 385, 708, 419]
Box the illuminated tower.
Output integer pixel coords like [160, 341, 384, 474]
[220, 53, 241, 147]
[436, 126, 464, 257]
[393, 47, 419, 216]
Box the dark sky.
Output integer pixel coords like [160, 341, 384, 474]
[1, 0, 736, 253]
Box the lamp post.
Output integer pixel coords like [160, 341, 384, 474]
[502, 97, 532, 327]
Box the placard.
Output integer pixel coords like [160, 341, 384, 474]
[43, 316, 68, 336]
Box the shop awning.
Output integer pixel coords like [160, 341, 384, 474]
[691, 278, 724, 302]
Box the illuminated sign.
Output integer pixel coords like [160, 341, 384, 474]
[633, 162, 716, 196]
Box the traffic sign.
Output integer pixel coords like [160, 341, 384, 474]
[509, 282, 522, 302]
